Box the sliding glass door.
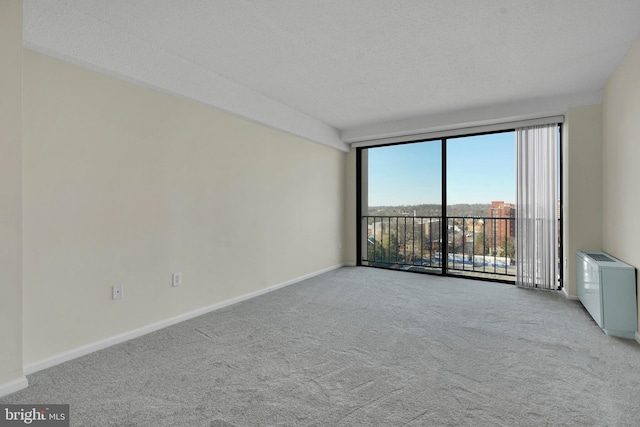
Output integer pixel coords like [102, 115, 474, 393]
[445, 132, 516, 280]
[361, 140, 442, 273]
[358, 128, 560, 284]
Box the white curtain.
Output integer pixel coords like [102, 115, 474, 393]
[516, 124, 558, 289]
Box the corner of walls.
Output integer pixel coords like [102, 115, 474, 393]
[563, 104, 603, 298]
[0, 0, 26, 397]
[602, 38, 640, 336]
[561, 287, 579, 301]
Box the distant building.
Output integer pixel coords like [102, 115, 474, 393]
[487, 201, 516, 247]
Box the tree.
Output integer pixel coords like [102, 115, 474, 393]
[474, 232, 490, 255]
[501, 237, 516, 264]
[367, 233, 399, 264]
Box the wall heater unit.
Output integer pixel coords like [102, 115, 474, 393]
[576, 251, 637, 339]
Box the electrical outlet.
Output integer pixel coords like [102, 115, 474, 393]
[112, 285, 123, 300]
[172, 272, 182, 287]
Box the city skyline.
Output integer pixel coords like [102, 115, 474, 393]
[367, 132, 516, 206]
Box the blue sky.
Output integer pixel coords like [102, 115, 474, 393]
[367, 132, 515, 206]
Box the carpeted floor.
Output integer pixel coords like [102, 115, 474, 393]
[3, 267, 640, 426]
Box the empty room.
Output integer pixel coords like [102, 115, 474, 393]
[2, 1, 640, 426]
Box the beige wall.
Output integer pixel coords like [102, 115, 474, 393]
[562, 104, 603, 297]
[0, 0, 24, 390]
[603, 39, 640, 332]
[22, 51, 346, 365]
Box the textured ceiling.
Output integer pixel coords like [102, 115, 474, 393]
[23, 0, 640, 150]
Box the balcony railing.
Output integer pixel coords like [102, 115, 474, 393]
[362, 215, 516, 281]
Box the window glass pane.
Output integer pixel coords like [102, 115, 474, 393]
[446, 132, 515, 278]
[365, 141, 442, 272]
[367, 141, 441, 213]
[446, 132, 515, 207]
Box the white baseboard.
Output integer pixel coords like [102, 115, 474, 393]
[636, 331, 640, 345]
[561, 287, 579, 300]
[0, 377, 28, 398]
[25, 264, 343, 375]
